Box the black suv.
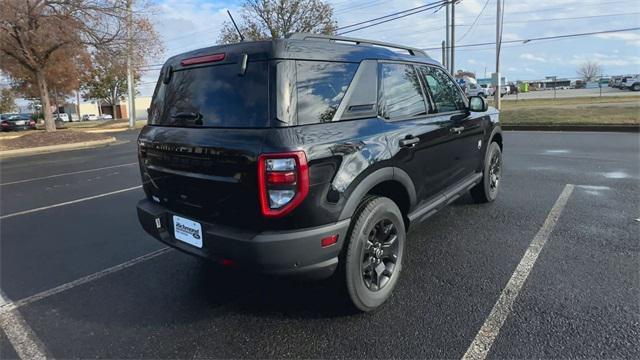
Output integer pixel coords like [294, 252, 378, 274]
[136, 34, 502, 311]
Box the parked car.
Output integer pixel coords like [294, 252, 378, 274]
[466, 82, 491, 98]
[99, 114, 113, 120]
[82, 114, 99, 121]
[52, 112, 69, 122]
[136, 33, 502, 312]
[620, 75, 638, 90]
[625, 75, 640, 91]
[1, 113, 36, 131]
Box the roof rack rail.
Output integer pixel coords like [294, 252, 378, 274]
[288, 33, 429, 57]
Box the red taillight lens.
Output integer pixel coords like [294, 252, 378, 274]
[267, 171, 296, 185]
[1, 122, 8, 127]
[180, 53, 225, 66]
[258, 151, 309, 218]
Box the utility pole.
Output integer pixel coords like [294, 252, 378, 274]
[441, 41, 446, 65]
[126, 0, 136, 129]
[450, 0, 455, 75]
[445, 2, 450, 70]
[494, 0, 502, 109]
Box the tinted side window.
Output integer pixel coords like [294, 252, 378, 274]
[379, 63, 428, 120]
[296, 61, 358, 125]
[420, 66, 466, 112]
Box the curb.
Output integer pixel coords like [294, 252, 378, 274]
[0, 137, 117, 158]
[83, 128, 138, 134]
[502, 124, 639, 133]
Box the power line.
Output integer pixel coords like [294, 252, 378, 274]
[422, 27, 640, 50]
[338, 0, 452, 35]
[457, 0, 490, 42]
[457, 11, 640, 27]
[336, 1, 447, 31]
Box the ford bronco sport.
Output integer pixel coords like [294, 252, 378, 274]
[136, 34, 502, 312]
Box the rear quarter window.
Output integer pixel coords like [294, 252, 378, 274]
[294, 61, 358, 125]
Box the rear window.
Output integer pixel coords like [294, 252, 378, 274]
[149, 61, 269, 128]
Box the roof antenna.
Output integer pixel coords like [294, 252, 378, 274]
[226, 10, 244, 42]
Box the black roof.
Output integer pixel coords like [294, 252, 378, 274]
[165, 33, 441, 70]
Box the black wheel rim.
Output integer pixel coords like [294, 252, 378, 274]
[361, 218, 399, 291]
[489, 150, 501, 191]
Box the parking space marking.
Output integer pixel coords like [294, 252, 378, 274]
[0, 185, 142, 220]
[0, 247, 170, 315]
[462, 184, 575, 360]
[0, 162, 137, 186]
[0, 291, 48, 360]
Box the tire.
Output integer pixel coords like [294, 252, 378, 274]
[470, 141, 502, 203]
[632, 83, 640, 92]
[339, 196, 406, 312]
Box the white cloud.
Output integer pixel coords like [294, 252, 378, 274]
[520, 53, 546, 62]
[596, 33, 640, 47]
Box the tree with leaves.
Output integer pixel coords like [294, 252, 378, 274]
[0, 88, 16, 113]
[82, 52, 140, 119]
[0, 0, 161, 131]
[577, 61, 603, 82]
[218, 0, 337, 44]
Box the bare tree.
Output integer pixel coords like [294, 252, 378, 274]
[0, 0, 161, 131]
[219, 0, 337, 44]
[577, 61, 603, 82]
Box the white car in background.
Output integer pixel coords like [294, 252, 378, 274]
[466, 83, 491, 98]
[82, 114, 99, 121]
[53, 113, 70, 122]
[99, 114, 113, 120]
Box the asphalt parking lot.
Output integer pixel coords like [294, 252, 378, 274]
[1, 130, 638, 359]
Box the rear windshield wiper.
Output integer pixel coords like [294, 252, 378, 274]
[170, 112, 203, 125]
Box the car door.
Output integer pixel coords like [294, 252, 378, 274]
[379, 62, 458, 206]
[419, 65, 485, 181]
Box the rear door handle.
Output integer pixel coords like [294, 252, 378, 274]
[399, 136, 420, 147]
[450, 126, 465, 134]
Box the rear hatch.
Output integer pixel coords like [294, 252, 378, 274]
[139, 47, 270, 230]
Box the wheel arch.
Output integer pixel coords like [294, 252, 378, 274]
[338, 167, 417, 225]
[489, 126, 503, 151]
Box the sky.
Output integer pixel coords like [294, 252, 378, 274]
[138, 0, 640, 96]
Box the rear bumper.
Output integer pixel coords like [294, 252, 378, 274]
[137, 199, 350, 279]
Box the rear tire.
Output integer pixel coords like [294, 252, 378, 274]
[471, 141, 502, 203]
[632, 83, 640, 92]
[339, 196, 406, 312]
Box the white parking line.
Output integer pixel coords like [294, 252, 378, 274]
[0, 162, 137, 186]
[0, 291, 49, 360]
[462, 184, 575, 360]
[0, 247, 171, 316]
[0, 185, 142, 220]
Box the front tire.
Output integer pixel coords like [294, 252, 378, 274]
[632, 83, 640, 92]
[340, 196, 405, 312]
[471, 141, 502, 203]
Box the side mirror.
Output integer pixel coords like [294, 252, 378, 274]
[469, 96, 488, 112]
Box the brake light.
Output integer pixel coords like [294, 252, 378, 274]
[180, 53, 225, 66]
[258, 151, 309, 218]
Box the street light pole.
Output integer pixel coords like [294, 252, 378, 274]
[126, 0, 136, 129]
[451, 0, 455, 74]
[494, 0, 502, 109]
[445, 1, 450, 70]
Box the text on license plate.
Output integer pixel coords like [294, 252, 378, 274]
[173, 215, 203, 248]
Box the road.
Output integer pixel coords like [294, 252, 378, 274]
[1, 130, 638, 359]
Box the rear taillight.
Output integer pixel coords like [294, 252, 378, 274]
[258, 151, 309, 218]
[1, 121, 8, 128]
